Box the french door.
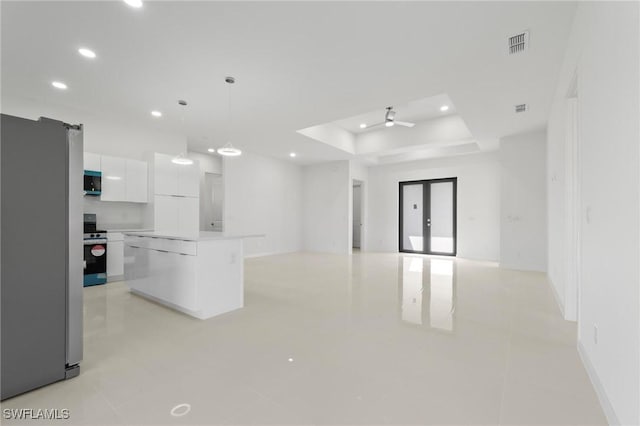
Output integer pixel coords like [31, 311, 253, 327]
[399, 178, 457, 256]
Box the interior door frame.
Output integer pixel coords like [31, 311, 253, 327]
[398, 177, 457, 256]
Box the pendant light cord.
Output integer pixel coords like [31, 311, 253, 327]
[227, 80, 232, 144]
[217, 77, 241, 156]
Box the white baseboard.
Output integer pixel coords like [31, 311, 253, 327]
[577, 341, 620, 426]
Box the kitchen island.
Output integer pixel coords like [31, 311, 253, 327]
[123, 231, 259, 319]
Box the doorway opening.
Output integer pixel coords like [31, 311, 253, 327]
[202, 172, 224, 232]
[399, 178, 457, 256]
[352, 180, 363, 250]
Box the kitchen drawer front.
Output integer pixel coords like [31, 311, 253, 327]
[126, 236, 196, 255]
[160, 239, 197, 256]
[125, 236, 150, 249]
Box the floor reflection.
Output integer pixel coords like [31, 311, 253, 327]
[399, 256, 456, 331]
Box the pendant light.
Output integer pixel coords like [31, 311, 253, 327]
[172, 152, 193, 165]
[217, 76, 242, 157]
[172, 100, 194, 165]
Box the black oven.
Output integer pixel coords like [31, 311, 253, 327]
[83, 214, 107, 286]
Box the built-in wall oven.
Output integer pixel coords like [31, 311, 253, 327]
[83, 214, 107, 286]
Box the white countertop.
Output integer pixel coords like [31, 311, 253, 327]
[123, 231, 264, 242]
[107, 228, 154, 233]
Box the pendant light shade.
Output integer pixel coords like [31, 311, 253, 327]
[217, 143, 242, 157]
[171, 152, 194, 165]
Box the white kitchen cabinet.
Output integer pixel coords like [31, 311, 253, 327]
[92, 155, 148, 203]
[125, 159, 148, 203]
[106, 232, 124, 281]
[84, 152, 101, 172]
[153, 153, 199, 197]
[177, 163, 200, 197]
[178, 197, 199, 235]
[126, 245, 198, 310]
[154, 195, 199, 236]
[100, 155, 127, 201]
[153, 153, 179, 196]
[154, 195, 180, 233]
[124, 233, 244, 319]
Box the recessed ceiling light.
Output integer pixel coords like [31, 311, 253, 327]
[151, 110, 162, 117]
[51, 81, 68, 90]
[440, 105, 449, 112]
[359, 123, 367, 129]
[78, 48, 96, 59]
[123, 0, 143, 8]
[289, 152, 297, 158]
[207, 148, 215, 153]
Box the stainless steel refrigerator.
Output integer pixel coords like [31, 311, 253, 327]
[1, 114, 83, 400]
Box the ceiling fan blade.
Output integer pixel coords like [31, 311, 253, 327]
[365, 122, 385, 129]
[395, 121, 415, 128]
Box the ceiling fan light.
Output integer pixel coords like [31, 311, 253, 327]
[385, 121, 394, 127]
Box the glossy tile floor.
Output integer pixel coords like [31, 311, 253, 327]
[2, 253, 607, 425]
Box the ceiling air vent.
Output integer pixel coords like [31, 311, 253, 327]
[508, 31, 529, 54]
[515, 104, 528, 113]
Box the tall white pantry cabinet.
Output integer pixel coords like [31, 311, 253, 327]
[150, 153, 200, 236]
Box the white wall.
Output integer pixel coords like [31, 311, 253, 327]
[500, 130, 547, 272]
[302, 161, 351, 254]
[547, 2, 639, 424]
[367, 152, 500, 261]
[223, 152, 302, 257]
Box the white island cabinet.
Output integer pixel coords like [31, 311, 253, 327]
[123, 231, 257, 319]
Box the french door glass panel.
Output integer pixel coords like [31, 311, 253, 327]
[401, 184, 424, 252]
[429, 182, 454, 254]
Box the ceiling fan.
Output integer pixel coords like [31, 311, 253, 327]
[368, 106, 415, 129]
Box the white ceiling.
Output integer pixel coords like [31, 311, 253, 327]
[334, 94, 456, 134]
[1, 1, 577, 165]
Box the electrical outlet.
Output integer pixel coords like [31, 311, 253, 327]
[594, 325, 598, 345]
